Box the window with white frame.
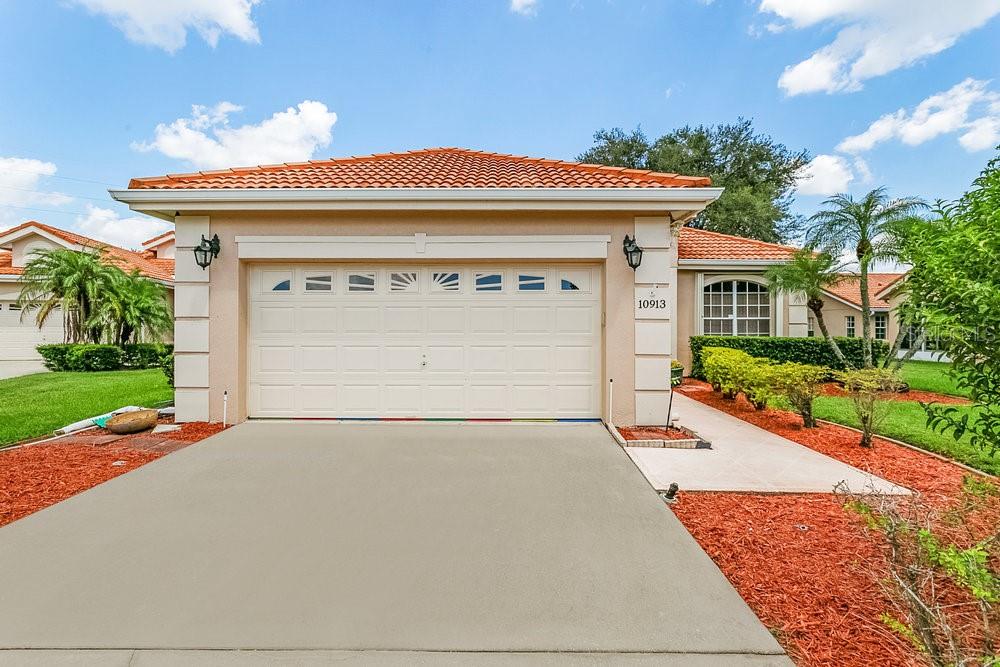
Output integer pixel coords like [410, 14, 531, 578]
[807, 315, 816, 337]
[702, 280, 770, 336]
[874, 313, 888, 340]
[845, 315, 856, 338]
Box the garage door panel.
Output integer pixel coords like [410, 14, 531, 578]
[249, 265, 601, 418]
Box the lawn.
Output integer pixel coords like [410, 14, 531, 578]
[812, 396, 997, 475]
[0, 370, 173, 447]
[899, 359, 967, 397]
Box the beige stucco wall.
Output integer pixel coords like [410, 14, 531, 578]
[193, 210, 645, 425]
[817, 295, 900, 344]
[10, 236, 59, 267]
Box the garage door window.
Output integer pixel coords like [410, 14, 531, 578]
[305, 274, 333, 292]
[432, 272, 461, 292]
[348, 272, 376, 292]
[518, 273, 545, 291]
[474, 272, 503, 292]
[390, 272, 419, 292]
[271, 279, 291, 292]
[559, 270, 590, 292]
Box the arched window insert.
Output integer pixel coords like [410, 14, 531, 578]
[702, 280, 771, 336]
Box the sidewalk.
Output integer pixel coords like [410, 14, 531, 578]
[627, 394, 908, 494]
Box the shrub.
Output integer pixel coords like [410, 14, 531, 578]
[742, 362, 777, 410]
[160, 353, 174, 388]
[703, 347, 755, 399]
[769, 362, 828, 428]
[121, 343, 171, 369]
[840, 368, 905, 448]
[690, 335, 888, 378]
[36, 344, 72, 371]
[35, 343, 123, 371]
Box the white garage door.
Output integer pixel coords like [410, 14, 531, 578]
[249, 264, 603, 419]
[0, 301, 63, 378]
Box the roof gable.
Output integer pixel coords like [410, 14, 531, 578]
[822, 273, 906, 309]
[677, 227, 798, 261]
[127, 147, 713, 191]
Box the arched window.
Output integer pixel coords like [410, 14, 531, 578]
[702, 280, 771, 336]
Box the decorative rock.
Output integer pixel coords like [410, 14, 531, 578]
[106, 409, 158, 435]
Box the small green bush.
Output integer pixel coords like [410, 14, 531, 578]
[35, 343, 124, 371]
[769, 362, 829, 428]
[839, 368, 905, 447]
[121, 343, 172, 369]
[36, 344, 72, 371]
[703, 347, 755, 398]
[742, 362, 777, 410]
[690, 335, 888, 378]
[160, 353, 174, 388]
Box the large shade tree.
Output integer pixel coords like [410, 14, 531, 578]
[765, 249, 851, 367]
[806, 188, 926, 367]
[578, 119, 810, 243]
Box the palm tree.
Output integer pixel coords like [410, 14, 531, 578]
[17, 247, 117, 343]
[806, 187, 926, 367]
[90, 270, 173, 345]
[766, 249, 852, 367]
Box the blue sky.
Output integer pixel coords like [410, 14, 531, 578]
[1, 0, 999, 248]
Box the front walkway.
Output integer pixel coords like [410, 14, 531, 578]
[627, 394, 908, 494]
[0, 422, 789, 665]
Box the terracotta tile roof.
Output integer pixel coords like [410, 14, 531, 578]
[677, 227, 799, 261]
[142, 230, 174, 246]
[0, 221, 173, 282]
[823, 273, 906, 309]
[127, 147, 713, 190]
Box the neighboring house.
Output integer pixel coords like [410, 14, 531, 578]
[112, 147, 809, 426]
[0, 221, 175, 379]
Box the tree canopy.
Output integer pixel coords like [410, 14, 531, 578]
[578, 119, 810, 243]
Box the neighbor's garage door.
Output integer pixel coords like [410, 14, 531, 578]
[248, 264, 602, 419]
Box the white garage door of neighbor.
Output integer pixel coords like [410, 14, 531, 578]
[0, 301, 62, 360]
[249, 264, 603, 419]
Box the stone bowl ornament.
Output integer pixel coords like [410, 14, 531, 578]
[106, 409, 158, 435]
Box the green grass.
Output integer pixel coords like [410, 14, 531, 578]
[898, 360, 967, 397]
[0, 370, 173, 447]
[812, 395, 997, 475]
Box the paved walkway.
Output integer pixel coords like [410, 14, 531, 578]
[0, 422, 789, 665]
[627, 394, 908, 494]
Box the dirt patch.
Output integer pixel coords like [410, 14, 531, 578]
[819, 382, 970, 405]
[617, 426, 691, 441]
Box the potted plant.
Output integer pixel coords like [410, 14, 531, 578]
[671, 359, 684, 387]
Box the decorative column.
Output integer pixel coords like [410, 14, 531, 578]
[172, 216, 211, 422]
[632, 216, 677, 425]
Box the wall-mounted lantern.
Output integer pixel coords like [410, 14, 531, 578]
[193, 234, 220, 270]
[623, 234, 643, 270]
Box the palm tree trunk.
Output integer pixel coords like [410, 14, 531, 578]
[812, 305, 852, 369]
[884, 320, 909, 369]
[859, 259, 873, 368]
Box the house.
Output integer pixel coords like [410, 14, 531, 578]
[0, 221, 175, 379]
[111, 147, 806, 426]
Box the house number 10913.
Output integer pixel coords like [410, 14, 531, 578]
[638, 298, 668, 309]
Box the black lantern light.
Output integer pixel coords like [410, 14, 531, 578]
[193, 234, 221, 269]
[622, 234, 643, 270]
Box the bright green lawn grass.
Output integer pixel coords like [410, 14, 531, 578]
[811, 395, 997, 475]
[0, 370, 173, 448]
[899, 360, 967, 397]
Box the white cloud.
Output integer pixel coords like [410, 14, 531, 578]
[0, 157, 74, 230]
[74, 204, 172, 251]
[796, 154, 855, 196]
[837, 78, 1000, 154]
[510, 0, 538, 16]
[69, 0, 260, 53]
[133, 100, 338, 169]
[760, 0, 1000, 95]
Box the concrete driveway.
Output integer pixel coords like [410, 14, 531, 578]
[0, 422, 789, 665]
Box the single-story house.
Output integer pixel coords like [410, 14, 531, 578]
[112, 147, 806, 426]
[0, 221, 175, 379]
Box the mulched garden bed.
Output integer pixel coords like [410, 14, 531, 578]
[617, 425, 692, 441]
[0, 420, 225, 528]
[819, 382, 970, 406]
[671, 379, 999, 667]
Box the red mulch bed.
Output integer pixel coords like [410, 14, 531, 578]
[671, 379, 999, 666]
[819, 382, 970, 405]
[618, 425, 691, 441]
[0, 420, 225, 528]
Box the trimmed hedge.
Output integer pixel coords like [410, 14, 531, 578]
[160, 353, 174, 387]
[690, 335, 889, 378]
[37, 343, 172, 372]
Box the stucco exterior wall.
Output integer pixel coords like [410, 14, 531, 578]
[177, 210, 652, 425]
[10, 236, 59, 266]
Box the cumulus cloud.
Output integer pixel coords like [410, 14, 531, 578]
[0, 157, 74, 230]
[133, 100, 338, 170]
[796, 154, 856, 196]
[68, 0, 260, 53]
[74, 204, 172, 251]
[759, 0, 1000, 95]
[510, 0, 538, 16]
[837, 78, 1000, 154]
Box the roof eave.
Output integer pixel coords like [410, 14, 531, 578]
[109, 186, 725, 217]
[677, 258, 793, 269]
